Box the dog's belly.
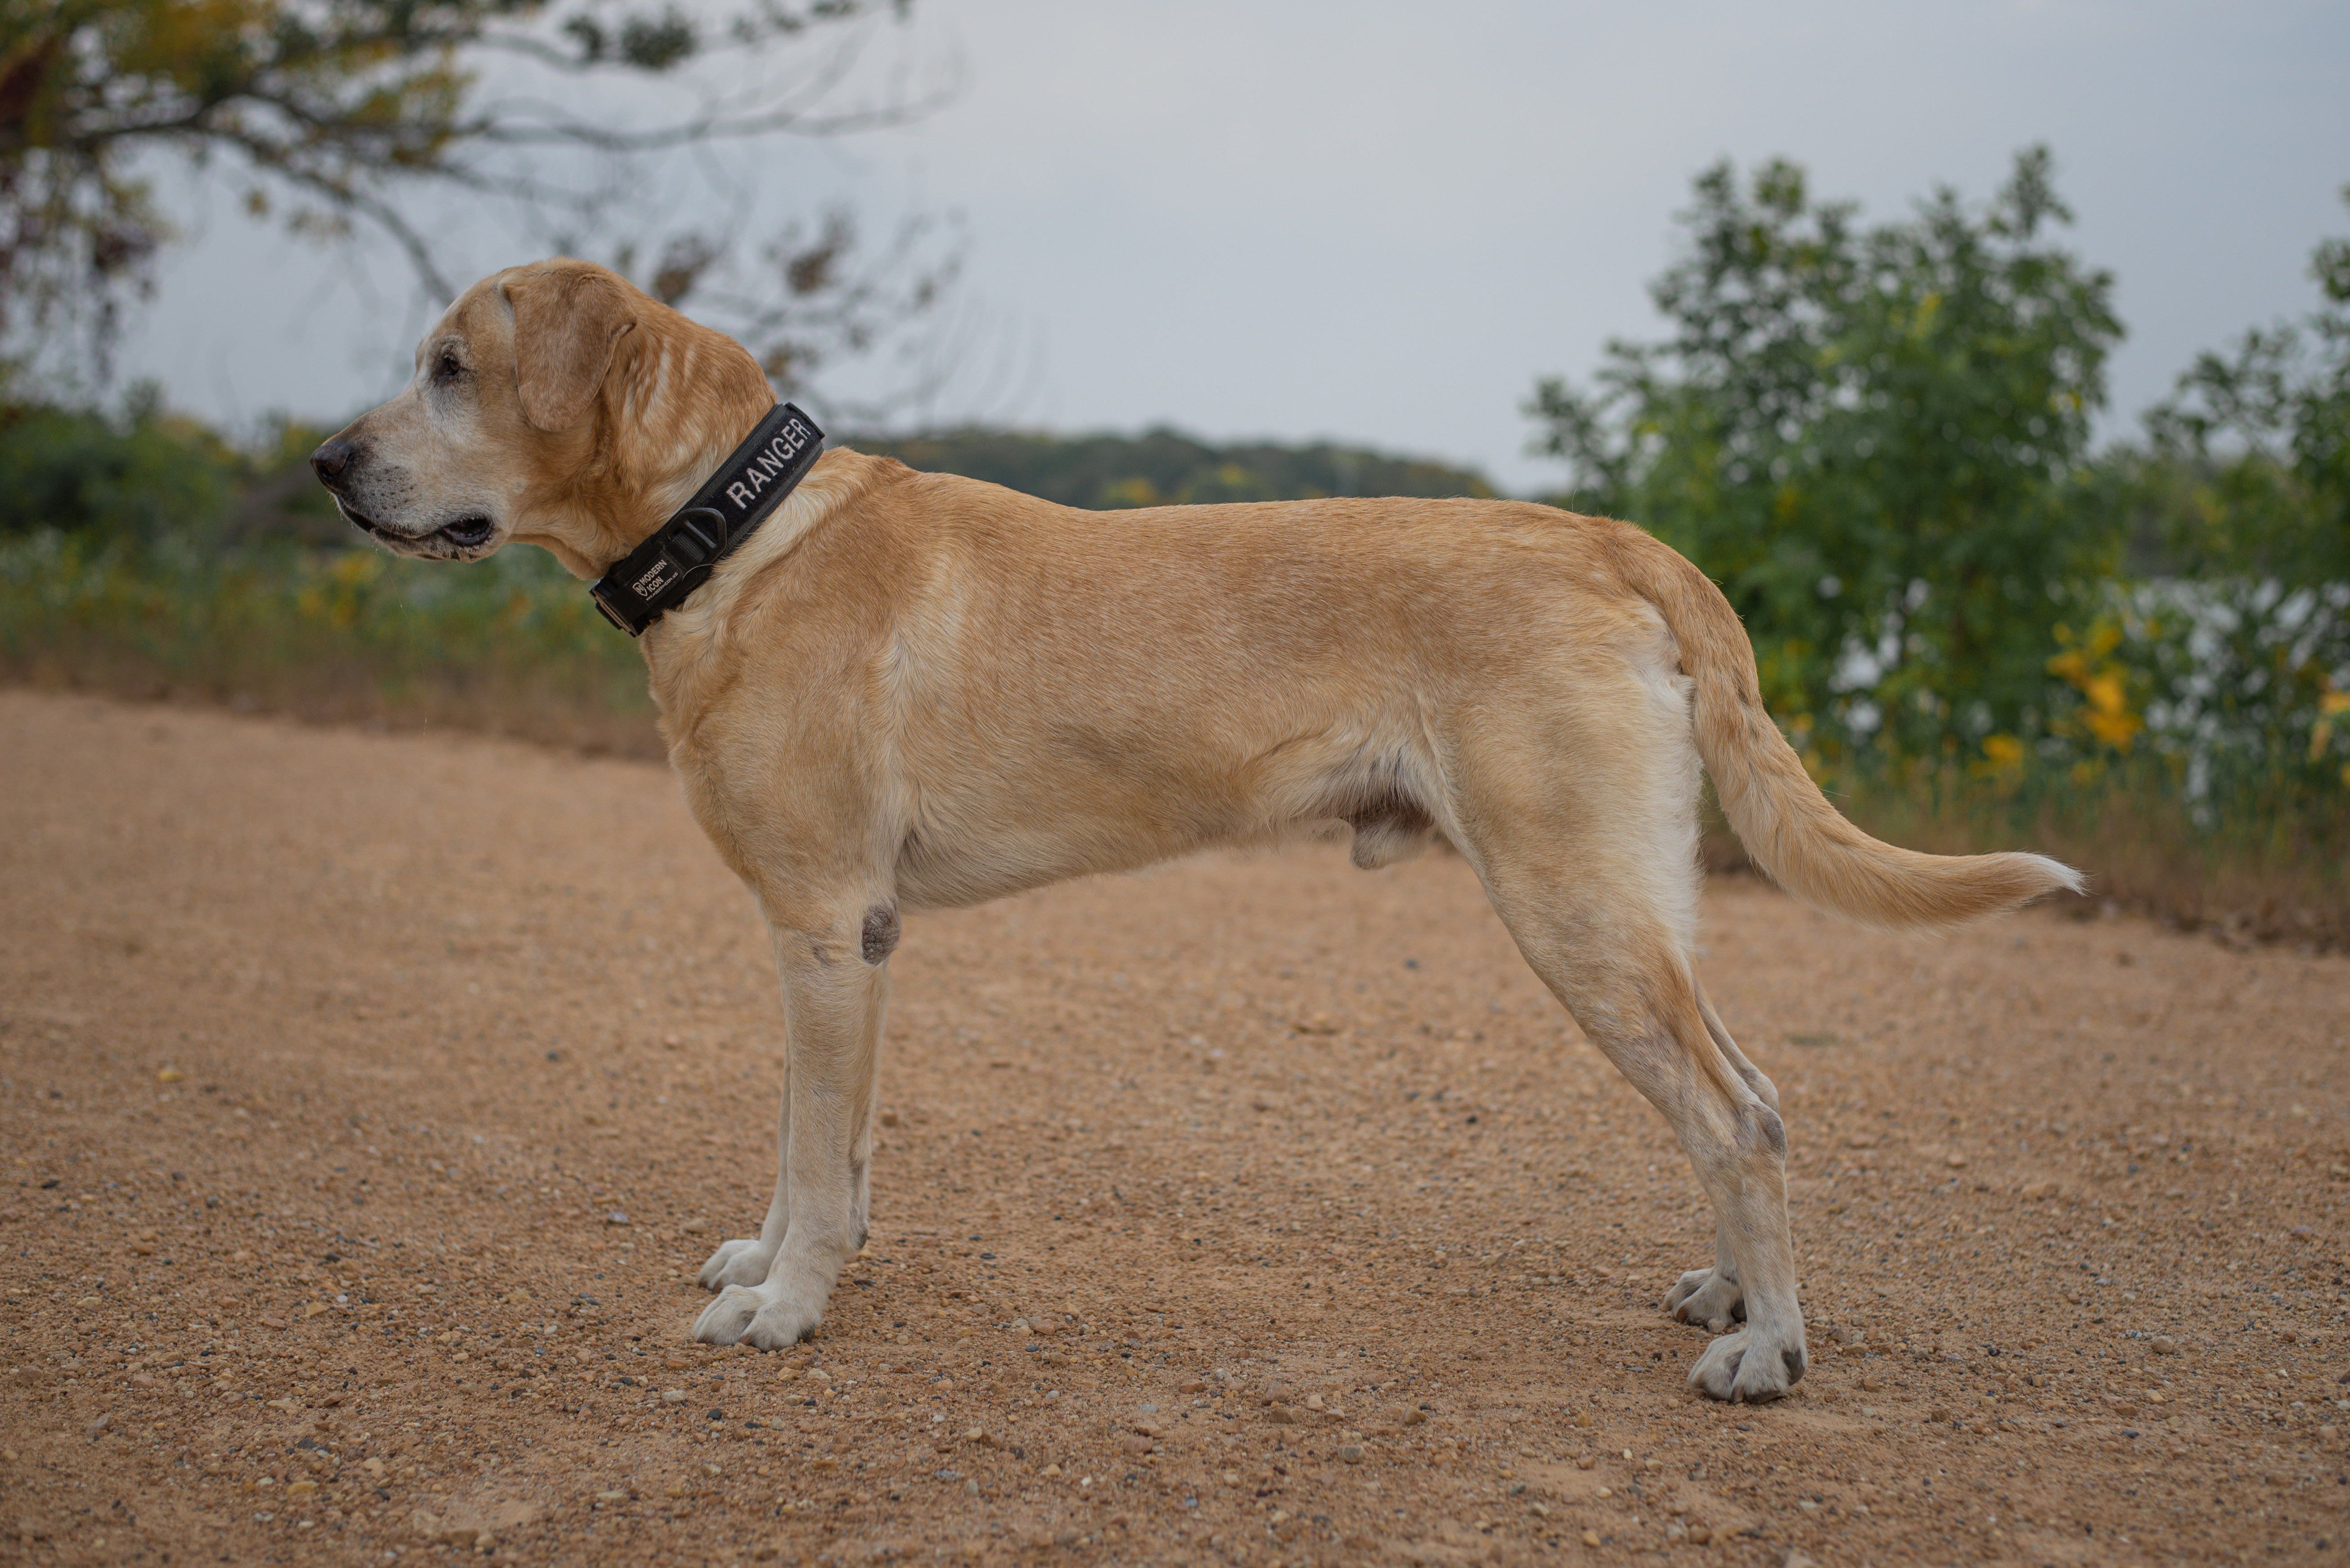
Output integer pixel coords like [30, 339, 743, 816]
[886, 789, 1270, 911]
[884, 723, 1442, 911]
[891, 831, 1171, 911]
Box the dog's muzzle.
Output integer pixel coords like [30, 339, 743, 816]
[310, 439, 494, 554]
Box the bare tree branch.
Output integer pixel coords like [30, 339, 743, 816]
[2, 0, 960, 395]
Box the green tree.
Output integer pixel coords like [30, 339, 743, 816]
[0, 0, 949, 382]
[2136, 189, 2350, 583]
[1528, 147, 2123, 767]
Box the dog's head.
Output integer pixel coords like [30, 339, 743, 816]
[309, 258, 774, 578]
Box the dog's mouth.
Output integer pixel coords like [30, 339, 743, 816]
[436, 516, 497, 550]
[336, 500, 496, 556]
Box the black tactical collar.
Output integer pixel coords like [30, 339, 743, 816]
[589, 402, 824, 637]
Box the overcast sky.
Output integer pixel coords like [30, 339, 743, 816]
[121, 0, 2350, 494]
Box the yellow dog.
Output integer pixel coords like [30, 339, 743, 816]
[312, 258, 2079, 1402]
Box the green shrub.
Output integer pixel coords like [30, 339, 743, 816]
[1528, 147, 2122, 767]
[0, 387, 241, 542]
[0, 528, 659, 756]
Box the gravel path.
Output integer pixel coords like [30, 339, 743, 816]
[2, 688, 2346, 1566]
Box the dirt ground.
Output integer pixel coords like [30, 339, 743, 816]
[2, 688, 2346, 1568]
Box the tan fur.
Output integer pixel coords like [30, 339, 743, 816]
[315, 259, 2083, 1401]
[509, 265, 639, 433]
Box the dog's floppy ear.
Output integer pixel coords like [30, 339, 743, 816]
[506, 265, 637, 433]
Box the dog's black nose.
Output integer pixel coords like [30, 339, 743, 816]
[309, 437, 358, 484]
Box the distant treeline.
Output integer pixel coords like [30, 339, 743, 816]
[843, 427, 1496, 512]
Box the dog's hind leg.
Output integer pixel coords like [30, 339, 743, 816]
[1453, 621, 1804, 1398]
[1663, 986, 1779, 1334]
[1461, 671, 1806, 1405]
[1483, 869, 1805, 1400]
[1665, 981, 1806, 1401]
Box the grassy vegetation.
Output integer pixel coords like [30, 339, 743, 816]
[1818, 759, 2344, 951]
[0, 529, 663, 758]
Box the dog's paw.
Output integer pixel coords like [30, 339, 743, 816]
[1665, 1267, 1745, 1333]
[690, 1277, 828, 1350]
[1686, 1327, 1807, 1403]
[697, 1237, 777, 1291]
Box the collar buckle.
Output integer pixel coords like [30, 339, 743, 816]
[667, 507, 730, 566]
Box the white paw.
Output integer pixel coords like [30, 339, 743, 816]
[1665, 1267, 1745, 1333]
[691, 1274, 828, 1350]
[697, 1237, 777, 1291]
[1686, 1327, 1808, 1403]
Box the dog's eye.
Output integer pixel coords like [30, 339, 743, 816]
[434, 350, 464, 383]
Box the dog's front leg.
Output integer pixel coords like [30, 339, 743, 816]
[693, 910, 888, 1349]
[697, 1045, 793, 1290]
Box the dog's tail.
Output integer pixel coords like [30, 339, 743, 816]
[1603, 519, 2085, 931]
